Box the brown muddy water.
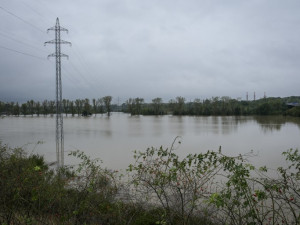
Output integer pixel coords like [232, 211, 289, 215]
[1, 113, 300, 170]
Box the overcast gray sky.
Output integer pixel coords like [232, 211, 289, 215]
[0, 0, 299, 103]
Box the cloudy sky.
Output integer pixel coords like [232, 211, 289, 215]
[0, 0, 299, 103]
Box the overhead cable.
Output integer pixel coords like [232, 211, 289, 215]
[0, 31, 48, 53]
[0, 45, 46, 60]
[0, 6, 45, 34]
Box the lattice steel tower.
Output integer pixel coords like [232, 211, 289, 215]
[45, 18, 71, 169]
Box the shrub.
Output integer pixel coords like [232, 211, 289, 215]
[127, 138, 223, 225]
[208, 148, 300, 224]
[1, 141, 299, 225]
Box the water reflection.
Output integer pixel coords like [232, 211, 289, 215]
[151, 116, 164, 137]
[101, 117, 112, 137]
[211, 117, 220, 134]
[127, 115, 143, 136]
[253, 116, 300, 133]
[189, 116, 249, 136]
[168, 116, 185, 136]
[221, 117, 235, 135]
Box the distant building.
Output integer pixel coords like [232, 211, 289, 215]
[287, 103, 300, 108]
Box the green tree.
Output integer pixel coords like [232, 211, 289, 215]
[202, 99, 211, 115]
[21, 103, 28, 116]
[7, 102, 14, 115]
[28, 100, 35, 116]
[168, 99, 176, 114]
[135, 98, 144, 115]
[75, 99, 81, 116]
[126, 98, 134, 115]
[82, 98, 91, 116]
[174, 96, 185, 115]
[102, 96, 112, 116]
[70, 101, 75, 116]
[36, 101, 41, 116]
[42, 100, 48, 116]
[92, 98, 97, 115]
[49, 101, 55, 116]
[0, 101, 3, 114]
[125, 98, 144, 115]
[256, 102, 271, 115]
[152, 97, 163, 115]
[97, 98, 104, 114]
[13, 102, 20, 116]
[62, 99, 69, 116]
[193, 98, 202, 115]
[211, 97, 221, 115]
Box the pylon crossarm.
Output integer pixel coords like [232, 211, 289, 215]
[45, 40, 71, 46]
[60, 53, 69, 59]
[44, 40, 56, 46]
[47, 53, 56, 59]
[47, 26, 56, 32]
[60, 40, 72, 46]
[59, 27, 68, 33]
[47, 26, 68, 33]
[47, 53, 69, 59]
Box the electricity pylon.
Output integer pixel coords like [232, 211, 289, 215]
[45, 18, 71, 169]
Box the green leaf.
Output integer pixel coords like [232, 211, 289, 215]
[34, 166, 41, 171]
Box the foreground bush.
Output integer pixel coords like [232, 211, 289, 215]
[128, 139, 300, 225]
[0, 143, 186, 225]
[207, 148, 300, 224]
[0, 141, 299, 224]
[127, 139, 221, 225]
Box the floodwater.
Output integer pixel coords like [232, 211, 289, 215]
[0, 113, 300, 170]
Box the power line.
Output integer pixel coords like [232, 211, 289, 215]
[1, 1, 107, 99]
[68, 61, 93, 86]
[20, 0, 52, 25]
[0, 45, 46, 60]
[30, 0, 58, 23]
[46, 59, 88, 97]
[10, 0, 105, 98]
[0, 31, 48, 53]
[0, 6, 45, 34]
[67, 35, 105, 94]
[61, 66, 89, 94]
[68, 34, 100, 79]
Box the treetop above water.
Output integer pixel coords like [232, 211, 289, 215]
[1, 95, 300, 117]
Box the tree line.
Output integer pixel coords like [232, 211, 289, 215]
[125, 96, 300, 116]
[1, 96, 300, 117]
[0, 96, 114, 117]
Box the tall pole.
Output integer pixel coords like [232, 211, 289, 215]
[45, 18, 71, 169]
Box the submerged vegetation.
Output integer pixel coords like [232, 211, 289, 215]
[0, 141, 299, 225]
[1, 96, 300, 117]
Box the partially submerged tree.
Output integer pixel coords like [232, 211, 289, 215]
[152, 97, 163, 115]
[102, 96, 112, 116]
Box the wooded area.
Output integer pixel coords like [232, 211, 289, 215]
[1, 96, 300, 117]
